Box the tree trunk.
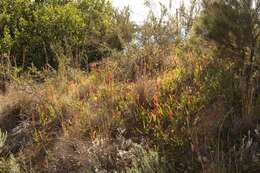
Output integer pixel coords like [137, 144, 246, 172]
[22, 46, 26, 69]
[43, 41, 49, 66]
[241, 45, 256, 117]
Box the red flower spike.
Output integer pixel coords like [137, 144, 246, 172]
[105, 73, 113, 84]
[168, 111, 174, 119]
[32, 112, 36, 128]
[152, 95, 159, 104]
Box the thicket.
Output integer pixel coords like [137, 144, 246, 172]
[0, 0, 135, 69]
[0, 0, 259, 173]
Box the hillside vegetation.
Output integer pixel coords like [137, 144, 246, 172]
[0, 0, 260, 173]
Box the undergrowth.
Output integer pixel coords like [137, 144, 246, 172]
[0, 43, 260, 173]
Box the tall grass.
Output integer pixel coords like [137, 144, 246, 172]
[0, 43, 260, 172]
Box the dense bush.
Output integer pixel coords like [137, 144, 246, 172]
[0, 0, 260, 173]
[0, 0, 134, 69]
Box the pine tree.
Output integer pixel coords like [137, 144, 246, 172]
[196, 0, 260, 116]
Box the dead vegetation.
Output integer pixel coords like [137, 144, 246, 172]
[0, 45, 259, 172]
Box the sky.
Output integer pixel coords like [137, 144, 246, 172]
[112, 0, 190, 24]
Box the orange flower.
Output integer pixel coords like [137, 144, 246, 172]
[89, 63, 97, 70]
[152, 95, 159, 105]
[32, 112, 36, 128]
[105, 73, 113, 84]
[168, 111, 174, 119]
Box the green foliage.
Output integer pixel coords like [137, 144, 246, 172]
[0, 1, 260, 173]
[195, 0, 260, 117]
[0, 0, 133, 69]
[0, 27, 13, 54]
[138, 2, 179, 47]
[126, 145, 166, 173]
[106, 44, 173, 82]
[196, 0, 259, 60]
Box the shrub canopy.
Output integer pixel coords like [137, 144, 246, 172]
[0, 0, 132, 69]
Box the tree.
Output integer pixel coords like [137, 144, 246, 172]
[33, 3, 86, 68]
[107, 7, 136, 50]
[0, 0, 34, 67]
[0, 0, 123, 69]
[138, 1, 179, 47]
[196, 0, 260, 116]
[177, 0, 201, 36]
[138, 0, 201, 47]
